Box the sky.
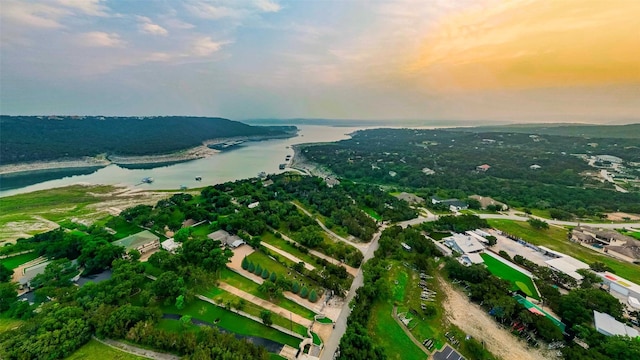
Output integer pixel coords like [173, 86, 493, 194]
[1, 0, 639, 123]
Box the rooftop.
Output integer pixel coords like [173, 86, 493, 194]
[113, 230, 160, 251]
[597, 271, 640, 296]
[444, 233, 485, 254]
[545, 256, 589, 281]
[594, 310, 639, 337]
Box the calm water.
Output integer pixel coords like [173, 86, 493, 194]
[0, 125, 361, 197]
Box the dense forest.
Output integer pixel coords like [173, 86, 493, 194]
[300, 128, 640, 215]
[0, 116, 296, 164]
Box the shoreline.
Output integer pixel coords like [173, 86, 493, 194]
[0, 133, 296, 176]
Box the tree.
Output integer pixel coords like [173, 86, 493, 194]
[309, 289, 318, 303]
[528, 218, 549, 230]
[486, 235, 497, 246]
[247, 261, 255, 273]
[0, 263, 13, 282]
[300, 286, 309, 299]
[180, 315, 192, 330]
[174, 227, 193, 243]
[254, 263, 263, 276]
[0, 282, 18, 312]
[261, 268, 270, 279]
[241, 257, 249, 270]
[292, 282, 300, 294]
[175, 294, 185, 310]
[269, 272, 277, 282]
[260, 310, 273, 326]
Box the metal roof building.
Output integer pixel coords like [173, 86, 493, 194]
[593, 311, 639, 337]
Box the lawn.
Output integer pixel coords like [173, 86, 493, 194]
[0, 316, 23, 333]
[103, 217, 143, 239]
[480, 252, 540, 300]
[260, 232, 320, 268]
[246, 251, 321, 292]
[163, 299, 302, 348]
[0, 251, 39, 269]
[488, 219, 640, 284]
[65, 339, 145, 360]
[219, 268, 317, 320]
[204, 286, 308, 336]
[368, 301, 426, 360]
[362, 207, 382, 221]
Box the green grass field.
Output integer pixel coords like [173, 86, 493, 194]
[219, 268, 317, 320]
[260, 232, 321, 268]
[65, 339, 145, 360]
[362, 207, 382, 221]
[163, 299, 302, 348]
[0, 316, 23, 334]
[488, 219, 640, 284]
[204, 287, 308, 336]
[246, 251, 321, 292]
[103, 217, 144, 239]
[0, 252, 39, 269]
[368, 301, 425, 360]
[480, 252, 540, 299]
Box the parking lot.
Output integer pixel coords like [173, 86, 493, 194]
[487, 229, 551, 267]
[432, 345, 464, 360]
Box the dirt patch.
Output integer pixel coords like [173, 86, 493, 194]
[439, 277, 556, 360]
[606, 212, 640, 221]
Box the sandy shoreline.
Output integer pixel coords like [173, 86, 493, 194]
[0, 133, 296, 176]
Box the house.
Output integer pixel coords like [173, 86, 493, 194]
[593, 311, 639, 337]
[443, 233, 485, 254]
[571, 226, 640, 262]
[469, 195, 508, 211]
[161, 238, 182, 253]
[461, 253, 484, 266]
[476, 164, 491, 172]
[529, 164, 542, 170]
[113, 230, 160, 255]
[401, 242, 412, 251]
[394, 192, 425, 205]
[248, 201, 260, 209]
[262, 179, 274, 187]
[596, 155, 623, 164]
[431, 196, 468, 211]
[207, 229, 245, 249]
[421, 167, 435, 175]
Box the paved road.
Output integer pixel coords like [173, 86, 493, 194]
[291, 202, 368, 253]
[261, 242, 315, 271]
[216, 282, 313, 327]
[319, 224, 386, 360]
[394, 211, 640, 230]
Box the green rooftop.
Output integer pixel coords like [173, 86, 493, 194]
[112, 230, 159, 250]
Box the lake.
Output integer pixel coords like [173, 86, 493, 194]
[0, 125, 361, 197]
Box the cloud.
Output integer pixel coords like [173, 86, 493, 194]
[254, 0, 281, 13]
[190, 36, 229, 56]
[1, 0, 69, 29]
[185, 1, 245, 20]
[137, 16, 169, 36]
[77, 31, 125, 47]
[56, 0, 109, 17]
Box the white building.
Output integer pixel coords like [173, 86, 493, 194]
[597, 271, 640, 304]
[443, 233, 485, 254]
[161, 238, 182, 253]
[544, 256, 589, 281]
[594, 311, 639, 337]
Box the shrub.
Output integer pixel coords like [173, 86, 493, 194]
[254, 264, 262, 275]
[261, 268, 270, 279]
[308, 289, 318, 303]
[269, 272, 277, 282]
[300, 286, 309, 299]
[241, 257, 249, 270]
[292, 282, 300, 294]
[247, 261, 255, 273]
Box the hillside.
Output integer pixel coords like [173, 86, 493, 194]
[0, 116, 296, 165]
